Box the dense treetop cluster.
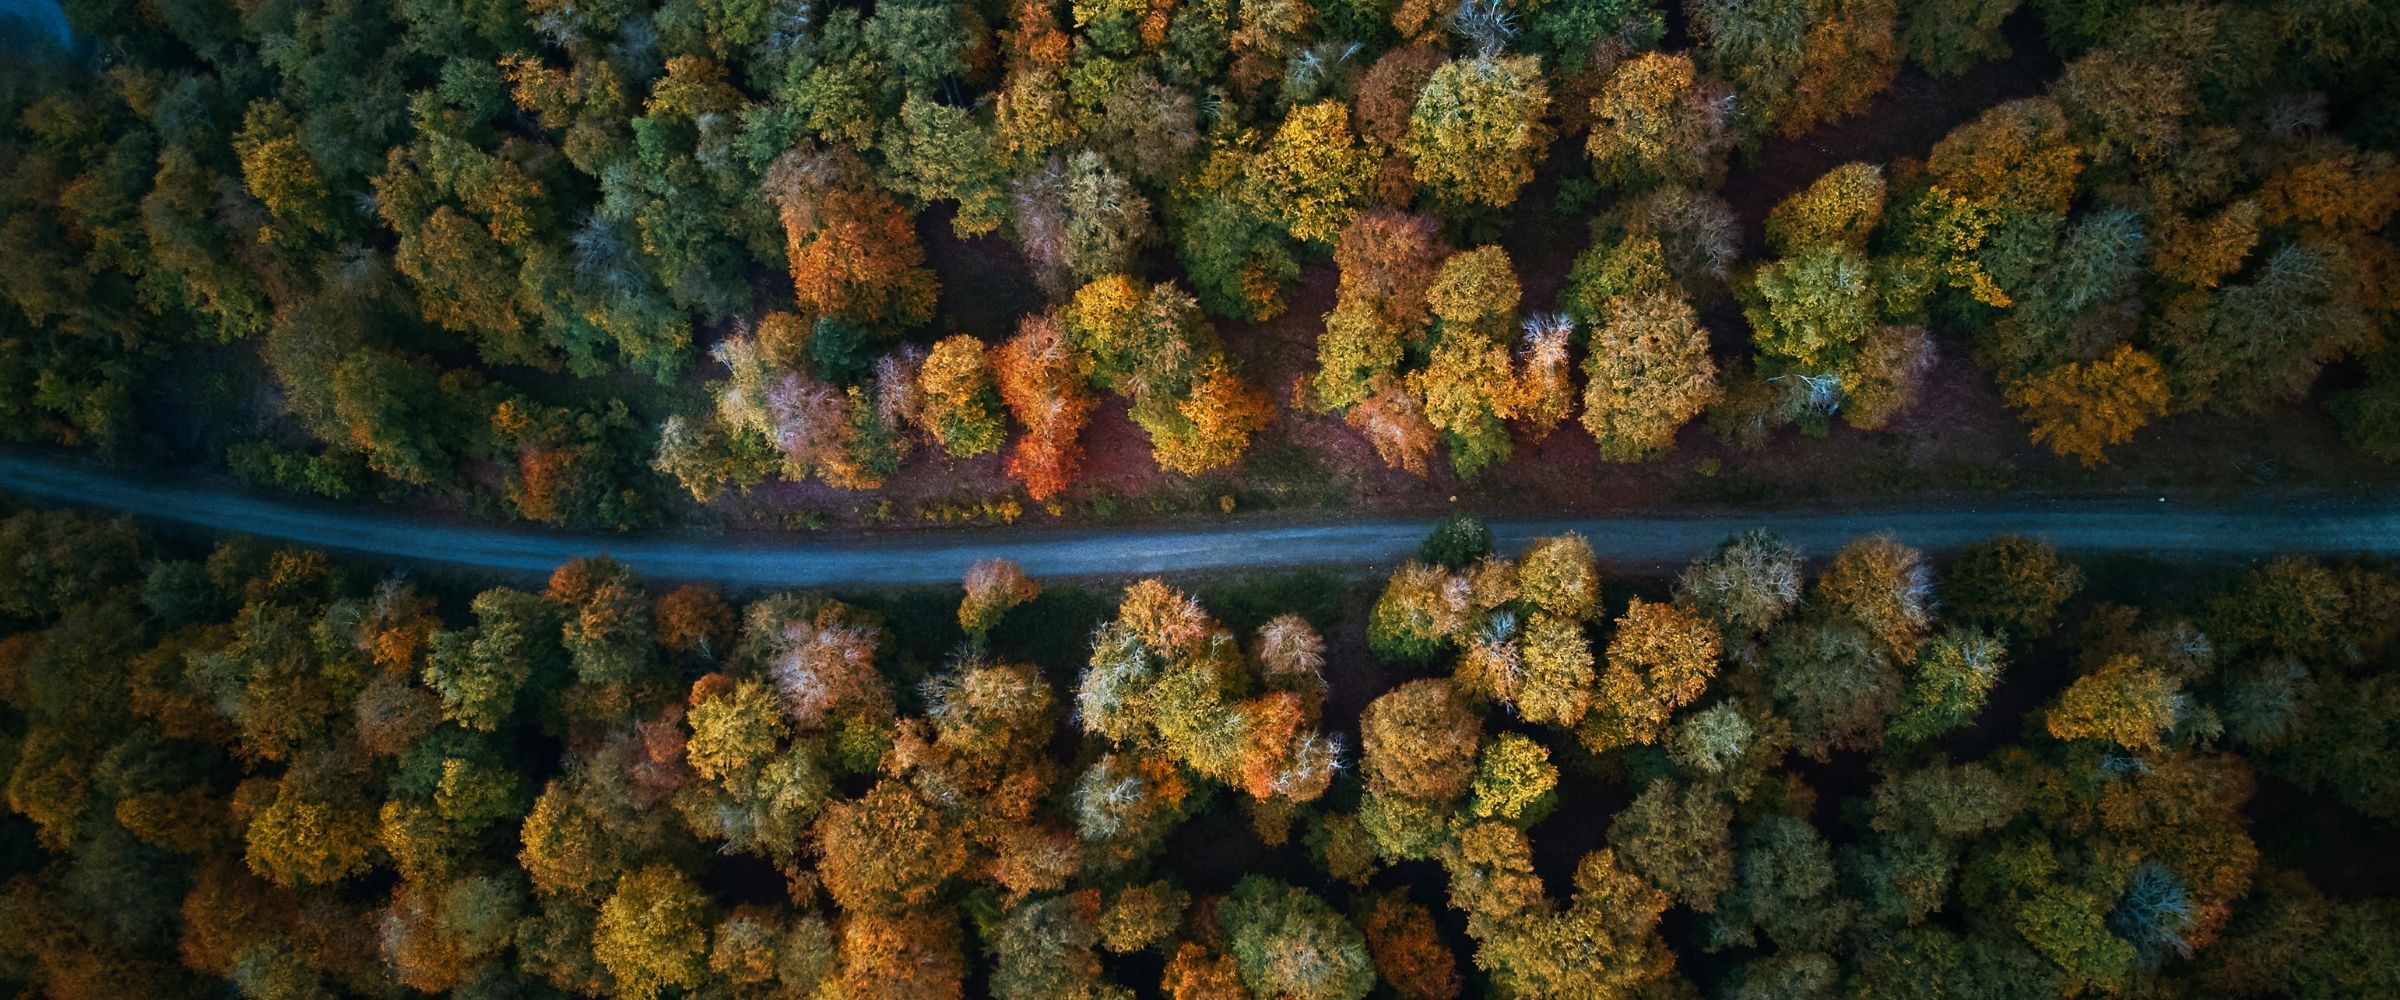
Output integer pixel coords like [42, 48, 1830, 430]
[3, 0, 2397, 524]
[1, 505, 2396, 998]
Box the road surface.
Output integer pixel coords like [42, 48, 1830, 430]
[1, 453, 2388, 587]
[0, 0, 74, 47]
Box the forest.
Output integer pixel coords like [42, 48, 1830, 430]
[2, 0, 2397, 529]
[6, 0, 2400, 993]
[0, 504, 2396, 998]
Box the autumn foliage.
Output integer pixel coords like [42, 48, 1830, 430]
[991, 315, 1094, 500]
[4, 0, 2385, 523]
[4, 508, 2399, 998]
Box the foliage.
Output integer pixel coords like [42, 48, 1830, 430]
[1944, 536, 2082, 640]
[1079, 580, 1341, 804]
[1586, 52, 1733, 191]
[916, 335, 1006, 458]
[1014, 151, 1154, 296]
[1676, 530, 1804, 635]
[1, 0, 2390, 520]
[1690, 0, 1900, 138]
[2046, 654, 2183, 752]
[1608, 778, 1734, 911]
[6, 0, 2400, 949]
[1581, 598, 1722, 752]
[773, 156, 940, 329]
[1924, 98, 2082, 218]
[1766, 163, 1886, 255]
[1900, 0, 2022, 75]
[1743, 247, 1880, 374]
[1220, 877, 1374, 1000]
[1581, 291, 1723, 461]
[593, 866, 715, 1000]
[1316, 211, 1447, 413]
[1404, 55, 1553, 212]
[1063, 275, 1272, 475]
[0, 509, 2391, 999]
[993, 314, 1096, 500]
[1889, 628, 2008, 743]
[1355, 890, 1460, 1000]
[1419, 512, 1495, 570]
[960, 559, 1042, 637]
[1362, 679, 1482, 802]
[1466, 733, 1558, 827]
[1767, 620, 1900, 759]
[1816, 534, 1934, 655]
[1250, 101, 1376, 244]
[815, 780, 968, 914]
[2004, 345, 2172, 468]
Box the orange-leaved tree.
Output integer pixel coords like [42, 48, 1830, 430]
[769, 150, 938, 329]
[2005, 344, 2171, 467]
[992, 313, 1095, 499]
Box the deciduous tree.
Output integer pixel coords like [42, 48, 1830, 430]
[959, 559, 1041, 636]
[1766, 620, 1899, 759]
[915, 335, 1006, 458]
[1356, 891, 1460, 1000]
[815, 780, 968, 914]
[1369, 562, 1470, 662]
[1471, 849, 1678, 998]
[1608, 778, 1734, 910]
[1466, 733, 1558, 828]
[1743, 247, 1878, 374]
[1519, 534, 1601, 621]
[1586, 52, 1732, 191]
[1899, 0, 2021, 75]
[881, 95, 1010, 237]
[1888, 628, 2007, 744]
[1924, 98, 2082, 217]
[2004, 345, 2171, 467]
[1408, 330, 1517, 478]
[1816, 534, 1934, 656]
[1689, 0, 1899, 138]
[2045, 654, 2182, 752]
[1582, 291, 1722, 461]
[835, 910, 965, 1000]
[1582, 599, 1722, 752]
[1248, 101, 1374, 244]
[422, 588, 559, 732]
[992, 314, 1095, 499]
[1317, 211, 1447, 411]
[1765, 163, 1885, 255]
[1014, 152, 1153, 295]
[775, 176, 940, 331]
[1944, 536, 2081, 640]
[1404, 55, 1553, 212]
[1362, 679, 1482, 803]
[1219, 876, 1374, 1000]
[593, 866, 714, 1000]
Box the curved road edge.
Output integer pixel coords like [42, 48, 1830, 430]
[1, 453, 2388, 587]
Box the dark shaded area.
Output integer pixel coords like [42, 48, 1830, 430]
[1718, 10, 2064, 260]
[2247, 774, 2400, 902]
[918, 203, 1047, 338]
[700, 851, 794, 909]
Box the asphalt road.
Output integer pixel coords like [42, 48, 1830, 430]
[1, 453, 2389, 587]
[1, 0, 74, 47]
